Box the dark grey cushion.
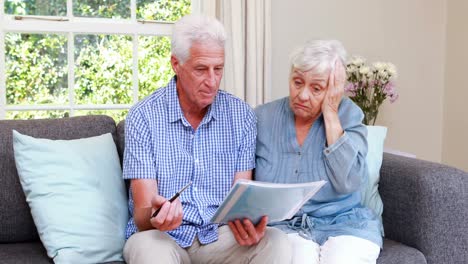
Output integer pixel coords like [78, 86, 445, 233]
[0, 115, 117, 243]
[117, 120, 126, 164]
[0, 242, 125, 264]
[380, 153, 468, 264]
[377, 239, 426, 264]
[0, 242, 52, 264]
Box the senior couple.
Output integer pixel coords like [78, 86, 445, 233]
[122, 14, 382, 264]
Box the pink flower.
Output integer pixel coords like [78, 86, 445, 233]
[383, 81, 395, 95]
[345, 82, 356, 92]
[389, 92, 399, 103]
[383, 81, 399, 103]
[344, 83, 357, 97]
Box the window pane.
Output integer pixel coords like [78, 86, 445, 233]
[137, 0, 191, 22]
[74, 0, 130, 18]
[75, 34, 133, 104]
[138, 36, 173, 99]
[4, 0, 66, 16]
[6, 33, 68, 105]
[6, 110, 69, 120]
[75, 109, 128, 122]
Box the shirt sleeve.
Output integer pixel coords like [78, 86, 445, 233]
[322, 105, 368, 194]
[235, 109, 257, 172]
[122, 109, 157, 180]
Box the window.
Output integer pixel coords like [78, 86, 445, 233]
[1, 0, 195, 121]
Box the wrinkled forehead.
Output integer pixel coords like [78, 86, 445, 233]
[190, 39, 224, 51]
[290, 68, 329, 82]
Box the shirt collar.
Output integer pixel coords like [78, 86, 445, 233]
[166, 77, 184, 123]
[166, 76, 221, 125]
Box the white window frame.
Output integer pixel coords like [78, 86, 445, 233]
[0, 0, 199, 119]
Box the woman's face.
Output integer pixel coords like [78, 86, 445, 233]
[289, 68, 329, 122]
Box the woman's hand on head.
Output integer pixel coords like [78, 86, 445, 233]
[322, 60, 346, 117]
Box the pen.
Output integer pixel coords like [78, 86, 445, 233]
[151, 181, 192, 218]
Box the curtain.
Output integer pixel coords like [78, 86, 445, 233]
[200, 0, 271, 107]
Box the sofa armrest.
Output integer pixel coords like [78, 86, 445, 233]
[379, 153, 467, 264]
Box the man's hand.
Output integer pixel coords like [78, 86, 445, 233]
[228, 216, 268, 246]
[150, 195, 183, 231]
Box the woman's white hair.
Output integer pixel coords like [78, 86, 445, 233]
[171, 14, 227, 64]
[289, 40, 347, 74]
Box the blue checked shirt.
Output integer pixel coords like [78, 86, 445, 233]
[123, 77, 256, 248]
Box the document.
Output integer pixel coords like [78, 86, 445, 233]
[211, 179, 326, 224]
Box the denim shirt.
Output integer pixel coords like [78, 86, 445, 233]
[255, 97, 383, 247]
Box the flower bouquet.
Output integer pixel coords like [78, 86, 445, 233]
[345, 57, 398, 125]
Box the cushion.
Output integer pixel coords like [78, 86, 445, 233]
[13, 131, 128, 264]
[361, 125, 387, 235]
[0, 115, 117, 243]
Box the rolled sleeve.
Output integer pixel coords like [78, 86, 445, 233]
[323, 130, 367, 194]
[235, 110, 257, 172]
[324, 132, 358, 171]
[122, 111, 157, 180]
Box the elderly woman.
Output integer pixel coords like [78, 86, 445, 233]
[255, 40, 382, 263]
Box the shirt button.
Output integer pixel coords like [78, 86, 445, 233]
[298, 152, 301, 156]
[190, 134, 194, 139]
[325, 149, 330, 154]
[295, 169, 298, 174]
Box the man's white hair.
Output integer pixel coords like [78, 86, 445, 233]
[289, 40, 347, 74]
[171, 14, 227, 64]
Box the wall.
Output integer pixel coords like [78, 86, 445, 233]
[443, 0, 468, 171]
[271, 0, 447, 163]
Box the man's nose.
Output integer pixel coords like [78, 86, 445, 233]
[205, 69, 217, 87]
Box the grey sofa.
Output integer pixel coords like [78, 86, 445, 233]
[0, 115, 466, 264]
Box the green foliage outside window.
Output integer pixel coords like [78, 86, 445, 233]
[3, 0, 191, 121]
[5, 0, 66, 16]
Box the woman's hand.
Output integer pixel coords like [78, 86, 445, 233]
[150, 195, 183, 231]
[228, 216, 268, 246]
[322, 60, 346, 116]
[322, 60, 345, 146]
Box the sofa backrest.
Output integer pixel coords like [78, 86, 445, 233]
[0, 115, 117, 243]
[117, 120, 126, 164]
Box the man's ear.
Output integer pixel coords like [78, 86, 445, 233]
[171, 55, 180, 74]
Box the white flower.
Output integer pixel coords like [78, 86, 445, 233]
[346, 65, 356, 73]
[359, 66, 370, 75]
[387, 63, 397, 77]
[378, 70, 388, 78]
[351, 56, 365, 66]
[373, 62, 384, 71]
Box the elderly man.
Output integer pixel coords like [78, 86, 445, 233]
[122, 14, 291, 264]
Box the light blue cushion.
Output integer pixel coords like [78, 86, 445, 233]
[361, 125, 387, 235]
[13, 131, 128, 264]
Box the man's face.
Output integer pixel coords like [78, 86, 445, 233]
[171, 41, 225, 110]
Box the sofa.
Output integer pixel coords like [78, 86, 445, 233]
[0, 115, 466, 264]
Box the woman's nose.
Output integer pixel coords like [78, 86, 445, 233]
[298, 88, 311, 101]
